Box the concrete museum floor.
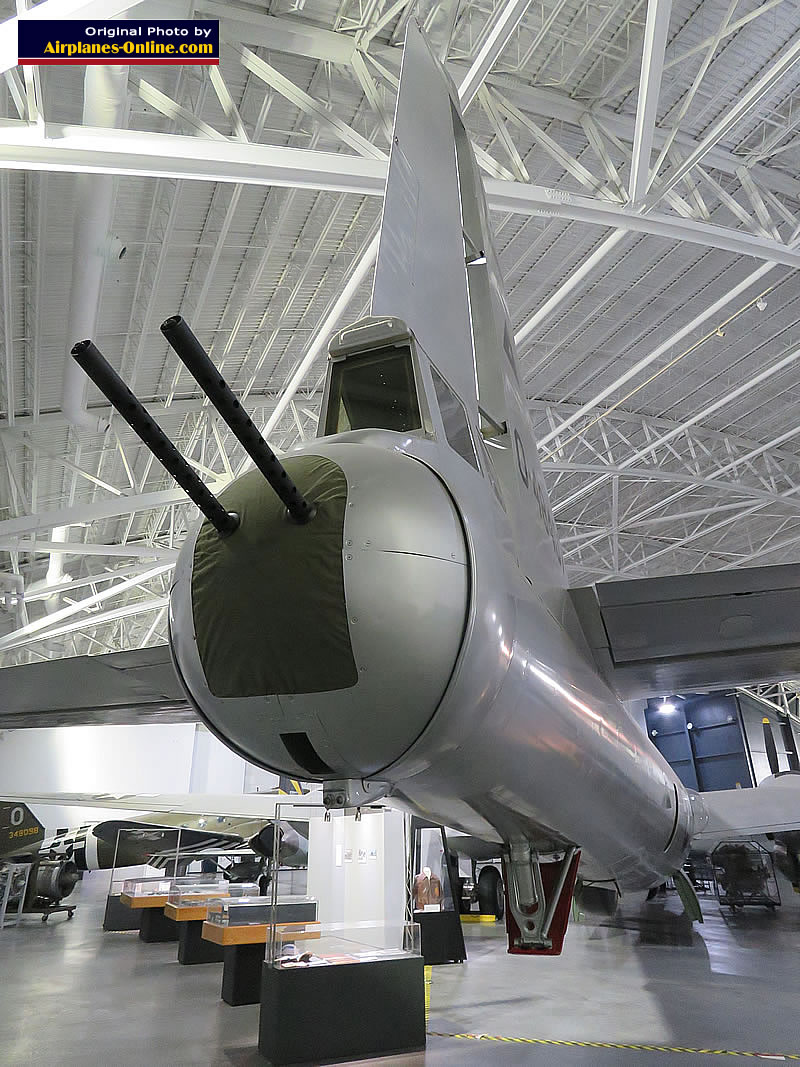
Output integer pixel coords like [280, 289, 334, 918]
[1, 870, 799, 1066]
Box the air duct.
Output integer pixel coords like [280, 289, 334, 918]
[62, 65, 129, 434]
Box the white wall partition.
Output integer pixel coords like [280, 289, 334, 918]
[307, 807, 407, 926]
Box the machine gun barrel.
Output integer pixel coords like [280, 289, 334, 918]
[160, 315, 316, 525]
[70, 340, 240, 537]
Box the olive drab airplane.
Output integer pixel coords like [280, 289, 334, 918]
[0, 781, 309, 903]
[4, 20, 800, 955]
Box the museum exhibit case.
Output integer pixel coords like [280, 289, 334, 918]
[206, 895, 318, 926]
[260, 920, 424, 1064]
[165, 881, 260, 965]
[203, 895, 319, 1005]
[120, 873, 223, 942]
[410, 818, 466, 964]
[103, 824, 188, 932]
[255, 799, 423, 1064]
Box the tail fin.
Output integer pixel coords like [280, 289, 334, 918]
[0, 802, 44, 858]
[278, 776, 307, 795]
[372, 20, 524, 431]
[372, 20, 477, 415]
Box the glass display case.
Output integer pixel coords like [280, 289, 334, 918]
[121, 872, 221, 899]
[266, 920, 420, 968]
[259, 918, 424, 1066]
[167, 881, 260, 906]
[410, 818, 467, 964]
[207, 895, 317, 927]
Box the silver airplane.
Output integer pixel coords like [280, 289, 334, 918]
[11, 20, 800, 955]
[165, 23, 800, 955]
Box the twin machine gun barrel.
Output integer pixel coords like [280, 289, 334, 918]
[70, 317, 315, 536]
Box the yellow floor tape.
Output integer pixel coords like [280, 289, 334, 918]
[428, 1032, 799, 1059]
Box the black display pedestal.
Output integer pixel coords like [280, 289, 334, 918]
[415, 911, 467, 965]
[259, 957, 425, 1065]
[222, 943, 263, 1005]
[177, 920, 224, 965]
[139, 908, 178, 943]
[103, 895, 141, 932]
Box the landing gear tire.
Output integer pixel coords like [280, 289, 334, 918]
[478, 865, 504, 919]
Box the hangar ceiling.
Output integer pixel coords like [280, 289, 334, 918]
[2, 0, 800, 664]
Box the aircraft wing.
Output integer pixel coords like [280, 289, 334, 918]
[0, 791, 318, 819]
[570, 562, 800, 700]
[0, 645, 194, 727]
[90, 819, 244, 853]
[447, 833, 503, 862]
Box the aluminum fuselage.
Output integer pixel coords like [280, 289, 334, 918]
[313, 418, 694, 891]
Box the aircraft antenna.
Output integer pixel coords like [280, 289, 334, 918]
[71, 340, 240, 537]
[161, 315, 316, 525]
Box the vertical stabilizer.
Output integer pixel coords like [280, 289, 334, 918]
[278, 776, 306, 795]
[372, 20, 525, 433]
[0, 802, 44, 858]
[371, 21, 478, 415]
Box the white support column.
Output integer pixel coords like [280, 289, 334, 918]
[0, 0, 139, 75]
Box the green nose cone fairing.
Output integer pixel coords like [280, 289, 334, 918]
[191, 454, 357, 699]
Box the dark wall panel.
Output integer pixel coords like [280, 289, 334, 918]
[645, 693, 753, 792]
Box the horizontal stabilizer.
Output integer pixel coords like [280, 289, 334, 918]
[692, 774, 800, 845]
[571, 562, 800, 699]
[0, 646, 193, 728]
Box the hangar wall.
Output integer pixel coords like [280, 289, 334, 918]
[645, 691, 800, 792]
[308, 809, 407, 926]
[737, 693, 800, 783]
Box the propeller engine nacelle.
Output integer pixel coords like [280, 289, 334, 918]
[248, 822, 308, 867]
[34, 860, 79, 903]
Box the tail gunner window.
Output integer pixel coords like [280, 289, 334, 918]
[324, 346, 422, 436]
[431, 366, 479, 471]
